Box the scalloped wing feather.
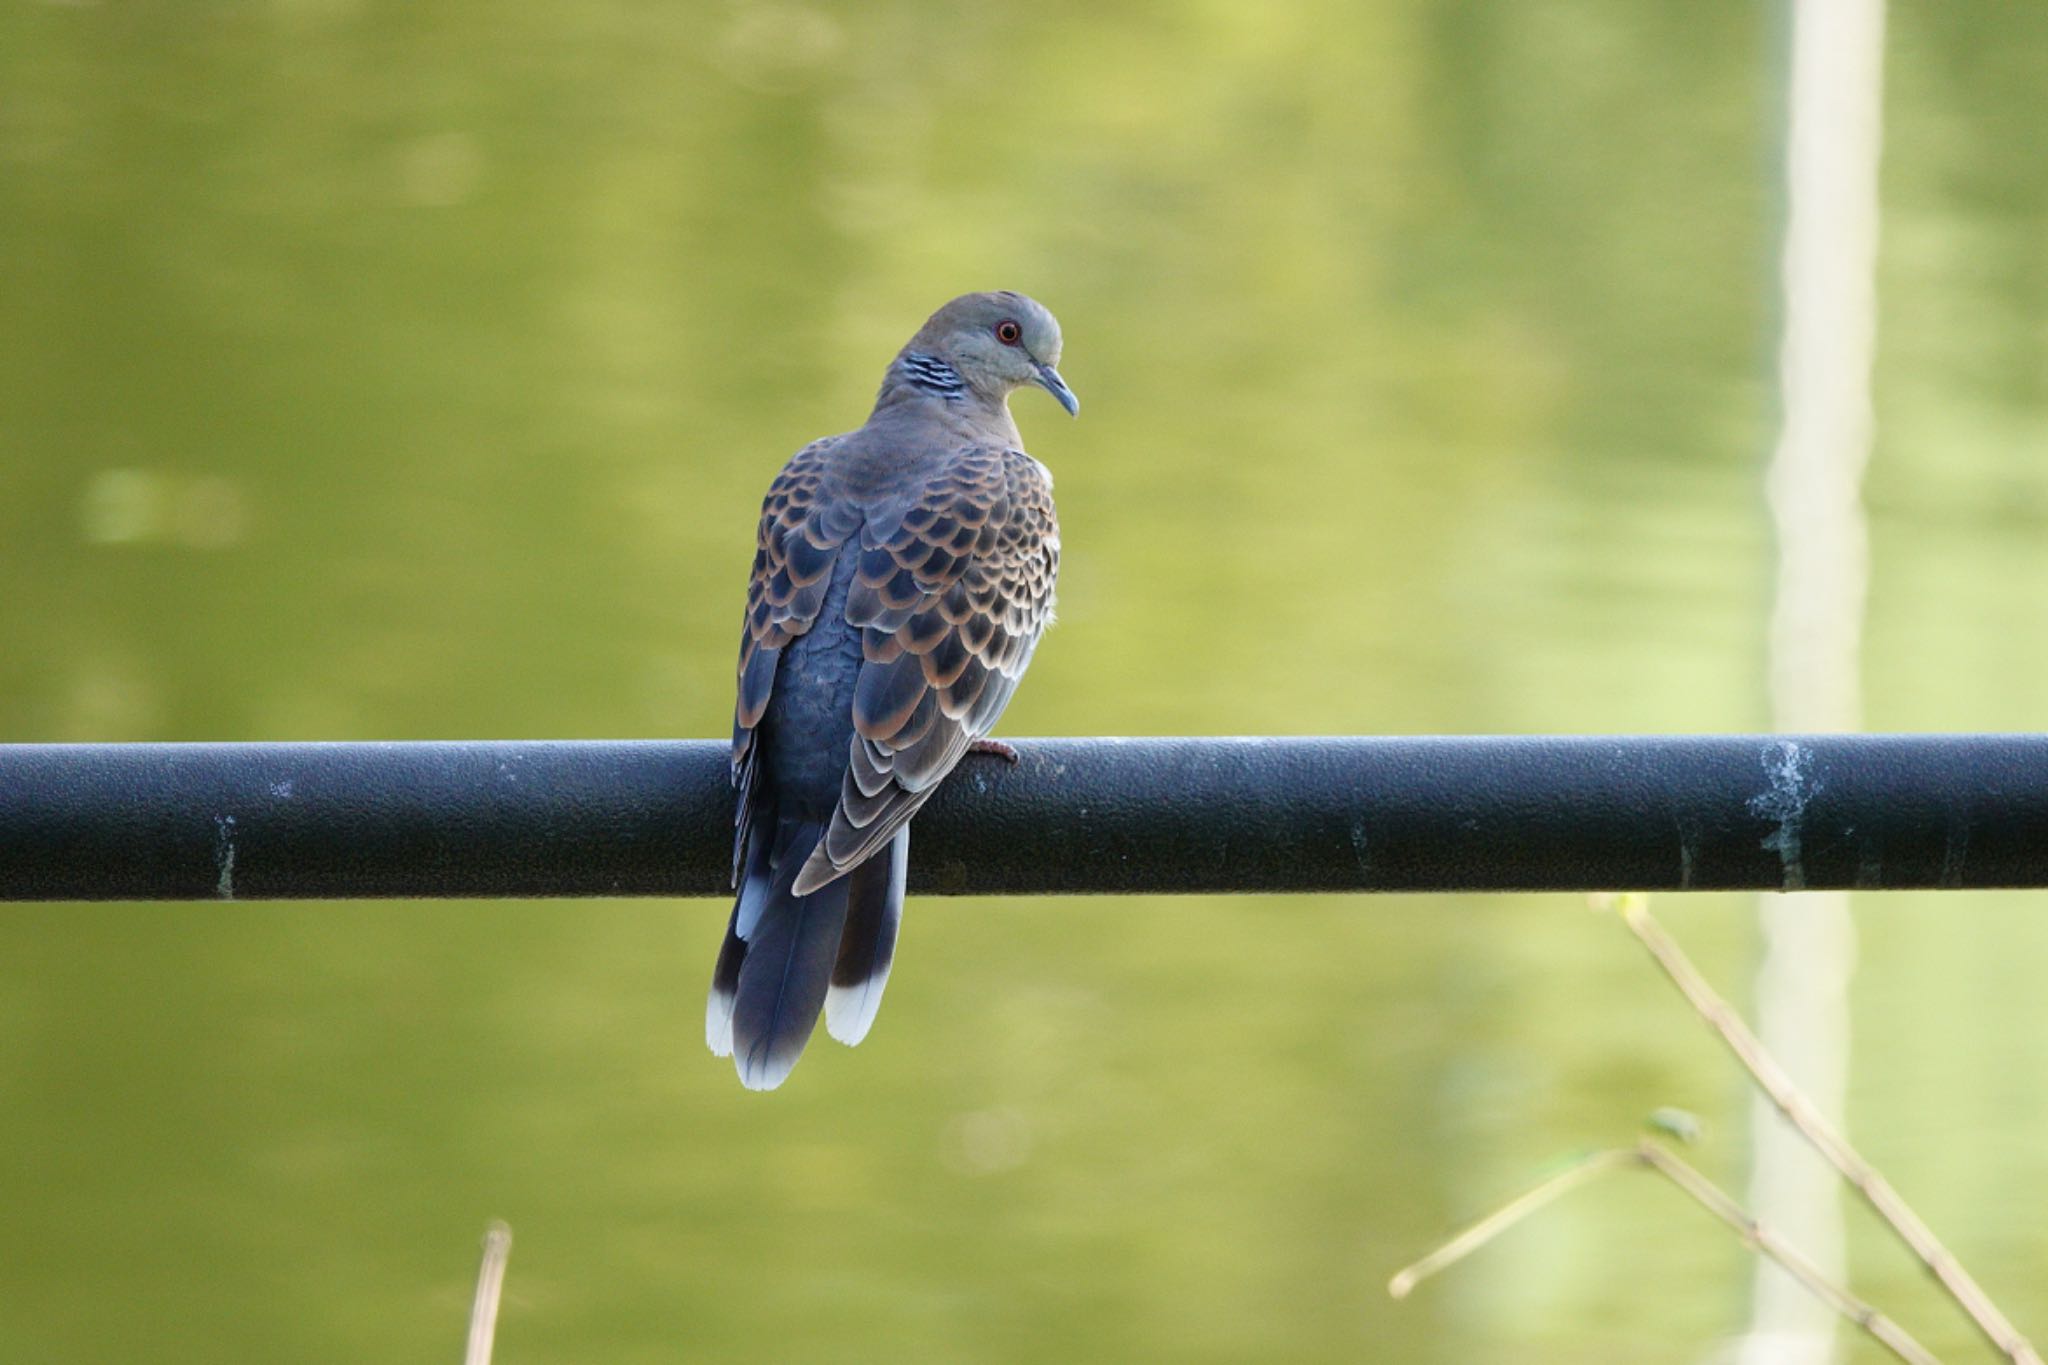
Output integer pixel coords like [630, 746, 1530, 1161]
[790, 447, 1059, 895]
[730, 437, 860, 879]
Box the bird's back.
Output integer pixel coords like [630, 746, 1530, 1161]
[756, 543, 864, 818]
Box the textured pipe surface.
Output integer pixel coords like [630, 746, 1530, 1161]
[2, 735, 2045, 900]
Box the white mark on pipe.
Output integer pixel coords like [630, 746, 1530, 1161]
[1675, 819, 1698, 891]
[1746, 740, 1819, 891]
[214, 814, 238, 900]
[1348, 816, 1371, 879]
[269, 779, 294, 799]
[1939, 816, 1969, 888]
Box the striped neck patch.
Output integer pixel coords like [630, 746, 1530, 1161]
[895, 351, 969, 401]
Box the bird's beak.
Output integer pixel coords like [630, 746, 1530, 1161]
[1033, 362, 1080, 417]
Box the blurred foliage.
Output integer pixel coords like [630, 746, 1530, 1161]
[2, 2, 2047, 1361]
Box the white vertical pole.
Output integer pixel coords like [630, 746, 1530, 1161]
[1743, 1, 1886, 1362]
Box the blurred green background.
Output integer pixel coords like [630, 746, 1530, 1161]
[4, 2, 2048, 1360]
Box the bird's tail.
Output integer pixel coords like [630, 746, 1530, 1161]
[706, 819, 908, 1090]
[826, 826, 907, 1047]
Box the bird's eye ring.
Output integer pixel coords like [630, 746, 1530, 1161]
[994, 320, 1023, 345]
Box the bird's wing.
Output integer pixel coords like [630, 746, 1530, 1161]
[730, 437, 862, 878]
[790, 445, 1060, 895]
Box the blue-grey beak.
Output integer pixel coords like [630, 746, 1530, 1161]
[1033, 362, 1080, 417]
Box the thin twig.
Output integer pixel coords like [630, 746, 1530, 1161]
[464, 1220, 513, 1365]
[1606, 892, 2041, 1365]
[1388, 1148, 1637, 1299]
[1638, 1142, 1939, 1365]
[1390, 1139, 1941, 1365]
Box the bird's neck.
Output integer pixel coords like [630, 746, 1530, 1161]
[887, 350, 971, 402]
[870, 351, 1019, 445]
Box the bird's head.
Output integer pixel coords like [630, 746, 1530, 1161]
[908, 291, 1078, 417]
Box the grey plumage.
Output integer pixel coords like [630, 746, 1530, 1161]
[707, 291, 1073, 1090]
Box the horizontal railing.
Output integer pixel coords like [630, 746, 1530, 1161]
[1, 735, 2044, 900]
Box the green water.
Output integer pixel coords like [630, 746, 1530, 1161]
[4, 3, 2048, 1360]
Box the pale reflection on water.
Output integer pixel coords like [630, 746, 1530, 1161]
[2, 4, 2047, 1361]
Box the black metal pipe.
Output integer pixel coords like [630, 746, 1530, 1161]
[1, 735, 2044, 901]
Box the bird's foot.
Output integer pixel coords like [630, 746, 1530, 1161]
[968, 738, 1021, 764]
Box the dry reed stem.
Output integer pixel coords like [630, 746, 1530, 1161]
[1605, 892, 2040, 1365]
[1390, 1139, 1939, 1365]
[464, 1220, 513, 1365]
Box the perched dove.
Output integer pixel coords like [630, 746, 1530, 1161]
[706, 291, 1076, 1090]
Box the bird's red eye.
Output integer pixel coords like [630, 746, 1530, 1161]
[995, 320, 1023, 345]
